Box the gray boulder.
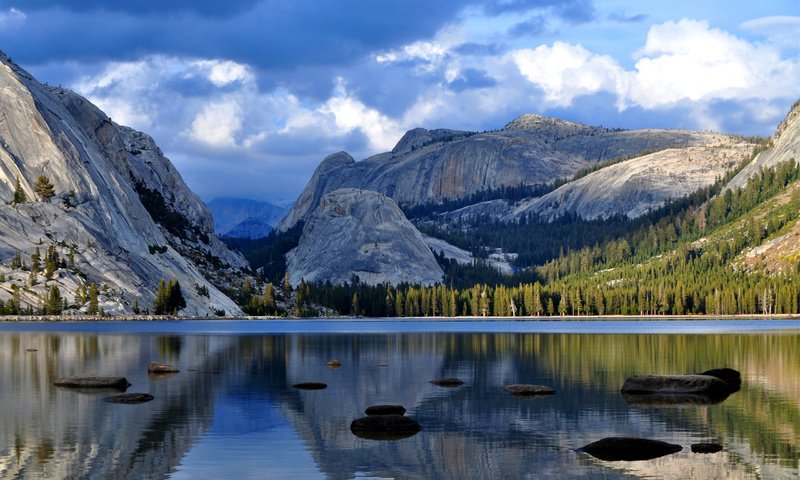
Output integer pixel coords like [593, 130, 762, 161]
[53, 375, 131, 390]
[505, 384, 556, 396]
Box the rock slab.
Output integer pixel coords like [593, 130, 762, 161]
[430, 377, 464, 387]
[505, 384, 556, 396]
[620, 374, 733, 397]
[53, 375, 131, 389]
[103, 393, 154, 404]
[578, 437, 682, 461]
[365, 405, 406, 416]
[350, 414, 421, 440]
[148, 362, 180, 374]
[292, 382, 327, 390]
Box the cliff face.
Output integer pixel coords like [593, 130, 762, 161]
[725, 101, 800, 190]
[509, 135, 752, 221]
[278, 117, 718, 230]
[0, 51, 246, 315]
[286, 189, 443, 287]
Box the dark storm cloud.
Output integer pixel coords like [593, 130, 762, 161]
[1, 1, 470, 68]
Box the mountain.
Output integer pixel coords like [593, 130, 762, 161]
[0, 50, 247, 316]
[508, 134, 752, 221]
[286, 189, 443, 287]
[278, 115, 724, 230]
[207, 197, 288, 239]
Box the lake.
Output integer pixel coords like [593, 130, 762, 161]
[0, 319, 798, 479]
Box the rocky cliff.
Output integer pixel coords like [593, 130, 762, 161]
[509, 134, 752, 221]
[0, 51, 246, 315]
[286, 189, 443, 286]
[725, 100, 800, 190]
[279, 115, 720, 230]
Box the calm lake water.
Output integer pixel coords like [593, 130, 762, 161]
[0, 319, 798, 479]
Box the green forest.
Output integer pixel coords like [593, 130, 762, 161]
[233, 155, 800, 318]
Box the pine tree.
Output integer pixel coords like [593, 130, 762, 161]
[87, 283, 99, 315]
[33, 175, 55, 201]
[12, 178, 26, 204]
[46, 285, 62, 315]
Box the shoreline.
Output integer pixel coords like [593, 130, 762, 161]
[1, 313, 798, 322]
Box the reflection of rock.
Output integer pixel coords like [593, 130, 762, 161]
[104, 393, 155, 404]
[148, 362, 180, 374]
[504, 384, 555, 396]
[53, 375, 131, 389]
[430, 377, 463, 387]
[622, 392, 728, 406]
[691, 443, 723, 454]
[350, 415, 421, 441]
[578, 437, 682, 461]
[292, 382, 327, 390]
[620, 374, 733, 397]
[366, 405, 406, 416]
[700, 368, 741, 393]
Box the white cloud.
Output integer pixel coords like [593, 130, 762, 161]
[193, 59, 254, 86]
[187, 99, 243, 147]
[506, 19, 799, 113]
[627, 19, 798, 108]
[375, 25, 466, 74]
[511, 42, 627, 107]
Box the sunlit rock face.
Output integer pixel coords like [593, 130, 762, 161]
[0, 50, 246, 315]
[508, 135, 752, 222]
[286, 189, 444, 286]
[726, 101, 800, 190]
[279, 114, 724, 231]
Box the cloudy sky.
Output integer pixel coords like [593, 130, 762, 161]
[1, 1, 798, 203]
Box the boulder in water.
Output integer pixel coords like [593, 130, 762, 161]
[430, 377, 463, 387]
[505, 384, 556, 396]
[148, 362, 180, 374]
[578, 437, 682, 461]
[365, 405, 406, 416]
[104, 393, 154, 404]
[292, 382, 327, 390]
[53, 375, 131, 390]
[350, 414, 421, 440]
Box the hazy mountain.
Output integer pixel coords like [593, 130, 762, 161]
[0, 50, 246, 315]
[207, 197, 288, 239]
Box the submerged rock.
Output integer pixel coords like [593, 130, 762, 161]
[578, 437, 682, 461]
[292, 382, 328, 390]
[103, 393, 154, 404]
[430, 377, 464, 387]
[505, 384, 556, 396]
[350, 414, 421, 440]
[53, 375, 131, 390]
[620, 374, 733, 397]
[148, 362, 180, 374]
[365, 405, 406, 416]
[691, 443, 723, 454]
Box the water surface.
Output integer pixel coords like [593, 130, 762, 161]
[0, 319, 798, 479]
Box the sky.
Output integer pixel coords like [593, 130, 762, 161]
[1, 1, 799, 203]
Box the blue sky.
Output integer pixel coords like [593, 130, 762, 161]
[1, 1, 798, 202]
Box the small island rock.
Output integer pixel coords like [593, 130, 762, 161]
[365, 405, 406, 416]
[430, 377, 464, 387]
[691, 443, 723, 454]
[578, 437, 682, 461]
[148, 362, 180, 374]
[326, 359, 342, 368]
[700, 368, 741, 392]
[292, 382, 328, 390]
[505, 384, 556, 396]
[53, 375, 131, 389]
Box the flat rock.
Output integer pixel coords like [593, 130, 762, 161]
[292, 382, 327, 390]
[365, 405, 406, 416]
[578, 437, 682, 461]
[103, 393, 154, 404]
[620, 374, 733, 397]
[350, 414, 421, 440]
[53, 375, 131, 389]
[430, 377, 464, 387]
[691, 443, 723, 454]
[148, 362, 180, 374]
[505, 384, 556, 396]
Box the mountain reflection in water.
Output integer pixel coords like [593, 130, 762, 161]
[0, 323, 797, 479]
